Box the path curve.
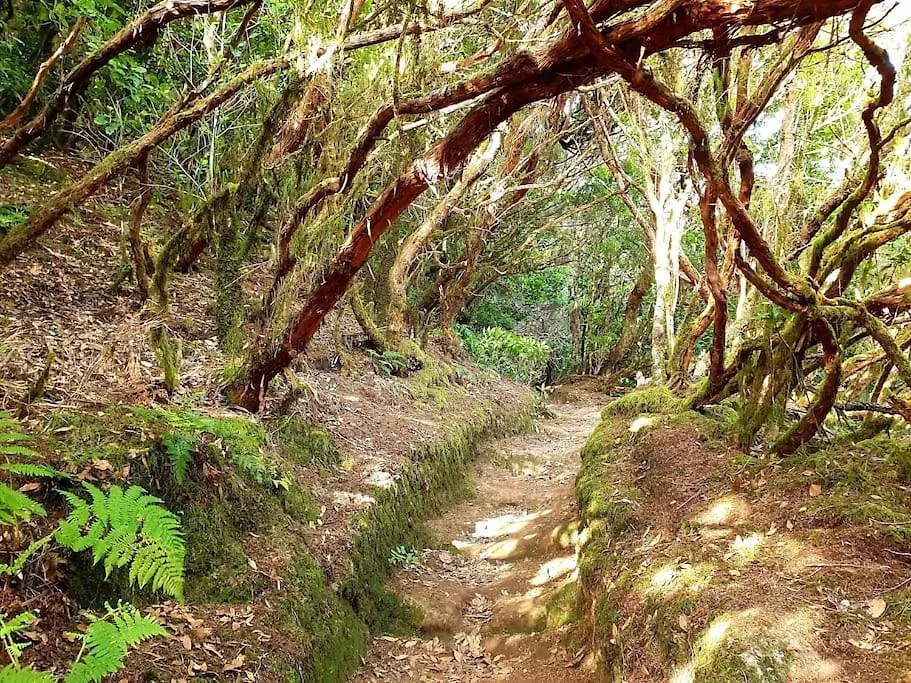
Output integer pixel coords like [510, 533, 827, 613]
[353, 392, 605, 682]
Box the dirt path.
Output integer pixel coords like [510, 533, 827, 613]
[353, 393, 605, 682]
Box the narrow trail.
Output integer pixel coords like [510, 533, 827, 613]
[353, 393, 605, 682]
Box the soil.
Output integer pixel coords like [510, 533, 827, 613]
[593, 414, 911, 683]
[353, 390, 606, 682]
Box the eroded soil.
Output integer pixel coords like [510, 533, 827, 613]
[353, 392, 606, 682]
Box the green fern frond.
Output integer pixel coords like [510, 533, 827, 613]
[0, 536, 51, 577]
[55, 484, 185, 600]
[0, 611, 38, 666]
[161, 433, 193, 484]
[64, 603, 165, 683]
[0, 416, 47, 526]
[0, 464, 68, 479]
[0, 665, 54, 682]
[0, 446, 40, 458]
[0, 483, 45, 526]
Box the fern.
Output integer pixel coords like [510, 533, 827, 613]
[161, 433, 193, 484]
[0, 536, 51, 577]
[65, 603, 165, 683]
[0, 666, 54, 682]
[0, 484, 45, 526]
[0, 464, 68, 479]
[0, 611, 37, 665]
[0, 414, 38, 459]
[0, 415, 46, 526]
[56, 484, 185, 600]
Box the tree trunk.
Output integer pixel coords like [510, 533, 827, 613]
[602, 262, 652, 373]
[228, 65, 592, 410]
[0, 56, 291, 267]
[386, 131, 502, 345]
[127, 152, 152, 301]
[0, 0, 256, 167]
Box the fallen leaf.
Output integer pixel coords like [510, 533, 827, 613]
[677, 614, 689, 631]
[866, 598, 887, 619]
[809, 484, 822, 497]
[223, 653, 245, 672]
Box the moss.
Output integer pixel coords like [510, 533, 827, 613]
[149, 326, 182, 393]
[577, 418, 637, 533]
[533, 581, 580, 631]
[699, 642, 790, 682]
[271, 551, 370, 683]
[602, 386, 681, 417]
[341, 402, 534, 633]
[671, 406, 739, 443]
[406, 358, 465, 406]
[652, 594, 697, 662]
[182, 504, 252, 603]
[273, 415, 339, 470]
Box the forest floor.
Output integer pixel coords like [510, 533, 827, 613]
[353, 388, 605, 683]
[354, 383, 911, 682]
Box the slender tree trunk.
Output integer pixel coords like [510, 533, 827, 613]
[386, 131, 502, 345]
[0, 56, 291, 266]
[127, 151, 152, 301]
[602, 262, 652, 374]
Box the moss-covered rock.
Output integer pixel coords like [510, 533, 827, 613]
[602, 386, 681, 417]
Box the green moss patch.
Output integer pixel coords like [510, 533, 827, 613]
[602, 386, 681, 417]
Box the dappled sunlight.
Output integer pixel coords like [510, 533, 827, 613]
[452, 537, 519, 559]
[472, 510, 548, 539]
[549, 519, 584, 548]
[529, 554, 577, 586]
[726, 532, 765, 565]
[773, 536, 829, 574]
[640, 561, 716, 597]
[666, 606, 841, 682]
[629, 415, 656, 433]
[693, 494, 750, 526]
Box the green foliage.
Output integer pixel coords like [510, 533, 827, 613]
[458, 325, 549, 384]
[56, 483, 186, 601]
[0, 604, 164, 683]
[0, 463, 67, 478]
[0, 666, 54, 682]
[0, 536, 52, 577]
[65, 603, 165, 683]
[0, 484, 46, 526]
[365, 349, 408, 376]
[161, 433, 193, 484]
[0, 413, 47, 526]
[387, 545, 420, 566]
[0, 611, 38, 665]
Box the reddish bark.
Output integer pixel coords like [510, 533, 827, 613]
[601, 262, 653, 373]
[229, 67, 596, 410]
[230, 0, 880, 410]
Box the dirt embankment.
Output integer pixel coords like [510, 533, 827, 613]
[577, 393, 911, 682]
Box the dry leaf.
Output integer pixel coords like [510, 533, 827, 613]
[866, 598, 887, 619]
[677, 614, 689, 631]
[808, 484, 822, 497]
[223, 653, 245, 672]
